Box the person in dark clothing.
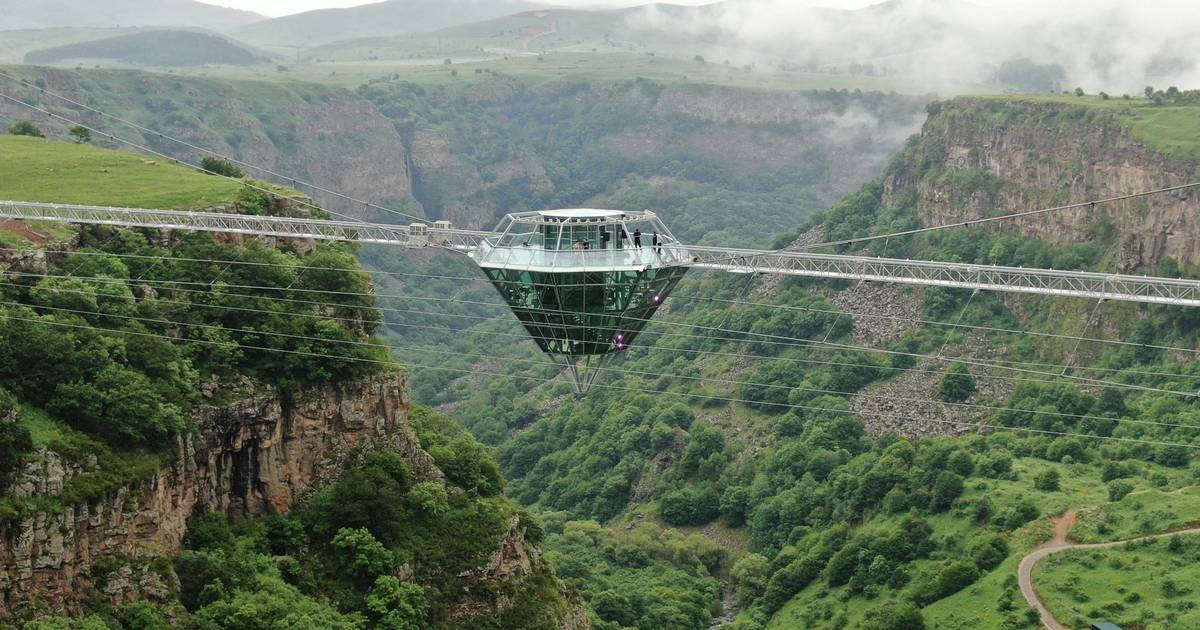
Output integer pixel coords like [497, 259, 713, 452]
[652, 231, 661, 254]
[601, 229, 610, 249]
[583, 240, 591, 250]
[633, 229, 642, 248]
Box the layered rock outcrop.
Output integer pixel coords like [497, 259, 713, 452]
[0, 372, 419, 616]
[883, 98, 1200, 270]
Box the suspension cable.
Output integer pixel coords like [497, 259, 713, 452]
[10, 246, 1200, 367]
[6, 292, 1200, 434]
[5, 266, 1198, 397]
[2, 308, 1196, 451]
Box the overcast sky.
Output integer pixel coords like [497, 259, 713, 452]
[208, 0, 921, 18]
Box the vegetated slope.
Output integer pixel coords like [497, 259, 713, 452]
[24, 30, 266, 67]
[234, 0, 540, 52]
[376, 95, 1200, 630]
[0, 0, 263, 32]
[0, 65, 419, 222]
[0, 138, 583, 628]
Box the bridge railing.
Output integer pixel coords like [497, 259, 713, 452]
[0, 201, 492, 251]
[683, 246, 1200, 307]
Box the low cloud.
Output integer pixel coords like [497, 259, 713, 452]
[629, 0, 1200, 93]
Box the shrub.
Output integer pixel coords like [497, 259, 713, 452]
[1034, 468, 1061, 492]
[938, 364, 976, 403]
[69, 125, 91, 143]
[1107, 479, 1135, 502]
[199, 156, 244, 178]
[8, 121, 43, 137]
[660, 485, 721, 526]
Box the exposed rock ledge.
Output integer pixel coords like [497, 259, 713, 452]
[0, 372, 429, 617]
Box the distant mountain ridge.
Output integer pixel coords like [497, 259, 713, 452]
[0, 0, 263, 32]
[234, 0, 542, 50]
[23, 30, 265, 67]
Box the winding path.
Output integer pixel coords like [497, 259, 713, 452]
[1017, 509, 1200, 630]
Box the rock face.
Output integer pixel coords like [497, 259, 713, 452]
[0, 372, 421, 617]
[882, 98, 1200, 270]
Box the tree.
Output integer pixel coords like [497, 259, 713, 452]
[331, 527, 396, 583]
[1033, 468, 1060, 492]
[199, 156, 244, 178]
[938, 364, 975, 403]
[1145, 86, 1156, 98]
[0, 419, 33, 495]
[1074, 87, 1085, 97]
[930, 471, 964, 511]
[8, 121, 43, 137]
[69, 125, 91, 143]
[367, 576, 431, 630]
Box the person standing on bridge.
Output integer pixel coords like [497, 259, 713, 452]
[633, 228, 642, 248]
[652, 231, 661, 255]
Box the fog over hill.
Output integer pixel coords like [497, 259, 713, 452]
[630, 0, 1200, 92]
[0, 0, 263, 31]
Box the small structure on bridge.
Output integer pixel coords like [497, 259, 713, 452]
[472, 209, 690, 393]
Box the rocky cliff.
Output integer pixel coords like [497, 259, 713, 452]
[882, 98, 1200, 270]
[0, 373, 419, 616]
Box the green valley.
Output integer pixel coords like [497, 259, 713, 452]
[4, 3, 1200, 629]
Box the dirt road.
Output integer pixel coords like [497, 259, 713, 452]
[1017, 509, 1200, 630]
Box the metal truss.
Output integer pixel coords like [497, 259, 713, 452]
[0, 201, 491, 251]
[5, 201, 1200, 307]
[683, 246, 1200, 307]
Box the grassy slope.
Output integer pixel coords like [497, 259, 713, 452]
[977, 94, 1200, 161]
[0, 134, 242, 208]
[1038, 535, 1200, 629]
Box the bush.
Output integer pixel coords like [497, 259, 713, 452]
[1107, 479, 1135, 502]
[938, 364, 976, 403]
[861, 599, 925, 630]
[913, 560, 979, 605]
[8, 121, 43, 137]
[1033, 468, 1061, 492]
[0, 406, 33, 494]
[659, 485, 721, 526]
[200, 156, 245, 178]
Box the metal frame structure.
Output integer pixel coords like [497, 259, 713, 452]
[5, 200, 1200, 309]
[683, 246, 1200, 307]
[0, 201, 490, 251]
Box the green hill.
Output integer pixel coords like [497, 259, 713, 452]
[0, 134, 244, 209]
[24, 30, 266, 67]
